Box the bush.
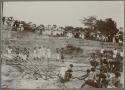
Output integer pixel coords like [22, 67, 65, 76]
[63, 44, 83, 55]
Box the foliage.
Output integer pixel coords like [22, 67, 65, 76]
[81, 16, 119, 36]
[95, 18, 119, 36]
[81, 16, 97, 30]
[63, 44, 83, 55]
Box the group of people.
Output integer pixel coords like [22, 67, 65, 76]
[1, 17, 25, 31]
[33, 46, 51, 60]
[79, 48, 123, 88]
[3, 44, 123, 88]
[4, 45, 65, 64]
[4, 46, 30, 64]
[58, 48, 123, 88]
[1, 17, 123, 45]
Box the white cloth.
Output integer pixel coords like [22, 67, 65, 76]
[7, 48, 12, 59]
[87, 72, 96, 80]
[59, 66, 72, 78]
[46, 48, 51, 58]
[119, 39, 122, 43]
[33, 50, 38, 58]
[42, 48, 47, 58]
[7, 48, 12, 54]
[22, 54, 27, 60]
[59, 67, 67, 78]
[20, 26, 24, 31]
[101, 49, 104, 54]
[113, 54, 116, 58]
[67, 33, 73, 38]
[80, 34, 85, 39]
[113, 50, 117, 55]
[120, 52, 123, 57]
[113, 37, 116, 43]
[56, 53, 60, 60]
[37, 48, 42, 58]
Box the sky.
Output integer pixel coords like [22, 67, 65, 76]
[3, 1, 124, 29]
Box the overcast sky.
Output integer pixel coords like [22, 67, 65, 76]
[3, 1, 124, 29]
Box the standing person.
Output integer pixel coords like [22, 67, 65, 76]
[67, 32, 73, 38]
[120, 50, 124, 60]
[40, 45, 44, 59]
[37, 47, 42, 60]
[2, 17, 5, 25]
[96, 34, 100, 41]
[33, 47, 38, 60]
[113, 36, 116, 43]
[8, 17, 13, 26]
[113, 48, 118, 59]
[7, 46, 12, 54]
[15, 20, 20, 30]
[56, 48, 60, 62]
[119, 39, 123, 46]
[7, 46, 13, 59]
[119, 50, 123, 72]
[60, 48, 64, 62]
[20, 23, 24, 31]
[42, 46, 47, 59]
[22, 48, 28, 61]
[80, 33, 85, 39]
[46, 47, 51, 59]
[100, 47, 104, 57]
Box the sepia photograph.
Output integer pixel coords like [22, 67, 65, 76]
[0, 0, 124, 89]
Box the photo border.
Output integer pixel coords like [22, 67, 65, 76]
[0, 0, 124, 90]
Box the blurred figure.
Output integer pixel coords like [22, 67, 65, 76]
[33, 47, 38, 60]
[38, 47, 42, 60]
[59, 64, 74, 82]
[64, 64, 74, 81]
[79, 69, 91, 80]
[6, 46, 13, 60]
[113, 48, 117, 59]
[2, 17, 5, 25]
[42, 46, 47, 59]
[46, 47, 51, 59]
[109, 71, 121, 88]
[56, 48, 60, 62]
[80, 33, 85, 39]
[7, 46, 12, 54]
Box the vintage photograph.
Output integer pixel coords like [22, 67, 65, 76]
[0, 1, 124, 89]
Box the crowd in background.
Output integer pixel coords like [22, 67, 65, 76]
[81, 48, 123, 88]
[1, 17, 123, 45]
[59, 48, 123, 88]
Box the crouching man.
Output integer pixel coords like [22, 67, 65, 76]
[64, 64, 73, 81]
[59, 64, 74, 83]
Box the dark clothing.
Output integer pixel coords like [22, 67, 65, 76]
[64, 69, 73, 81]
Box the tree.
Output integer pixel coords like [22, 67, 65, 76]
[81, 16, 97, 30]
[95, 18, 119, 36]
[64, 26, 74, 32]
